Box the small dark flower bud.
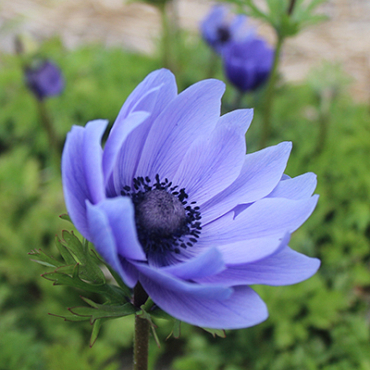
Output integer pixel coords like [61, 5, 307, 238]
[25, 60, 64, 101]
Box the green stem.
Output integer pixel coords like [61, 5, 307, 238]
[133, 283, 150, 370]
[232, 89, 245, 111]
[159, 3, 172, 70]
[36, 99, 61, 169]
[259, 35, 284, 149]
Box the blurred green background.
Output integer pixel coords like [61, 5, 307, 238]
[1, 1, 370, 369]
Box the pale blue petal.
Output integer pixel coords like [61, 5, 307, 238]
[201, 195, 319, 244]
[135, 79, 225, 180]
[82, 119, 108, 204]
[142, 283, 268, 329]
[201, 142, 292, 224]
[162, 248, 225, 280]
[103, 111, 149, 189]
[94, 197, 146, 261]
[135, 263, 231, 300]
[86, 201, 139, 287]
[268, 173, 317, 200]
[216, 233, 290, 265]
[172, 122, 245, 205]
[200, 247, 320, 286]
[62, 120, 108, 239]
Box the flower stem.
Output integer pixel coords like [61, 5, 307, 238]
[36, 99, 61, 169]
[133, 314, 150, 370]
[159, 2, 173, 71]
[133, 283, 149, 370]
[259, 35, 283, 149]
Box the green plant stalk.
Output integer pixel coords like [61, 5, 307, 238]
[232, 89, 245, 111]
[133, 283, 150, 370]
[259, 35, 284, 149]
[134, 315, 150, 370]
[313, 90, 332, 157]
[36, 99, 61, 169]
[159, 3, 172, 70]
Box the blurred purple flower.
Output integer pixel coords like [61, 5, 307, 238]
[200, 5, 252, 54]
[62, 69, 320, 329]
[25, 60, 64, 100]
[223, 37, 274, 92]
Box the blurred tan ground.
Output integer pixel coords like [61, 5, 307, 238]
[1, 0, 369, 102]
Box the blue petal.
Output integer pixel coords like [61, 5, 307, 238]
[172, 119, 245, 205]
[268, 173, 317, 200]
[135, 263, 232, 300]
[62, 120, 108, 239]
[103, 111, 149, 190]
[200, 195, 319, 245]
[142, 283, 268, 329]
[104, 69, 177, 193]
[200, 247, 320, 286]
[135, 79, 225, 180]
[114, 69, 177, 120]
[86, 200, 141, 287]
[215, 232, 290, 265]
[217, 108, 253, 137]
[93, 197, 146, 261]
[162, 248, 226, 280]
[201, 142, 292, 224]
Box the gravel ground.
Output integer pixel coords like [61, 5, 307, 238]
[1, 0, 369, 102]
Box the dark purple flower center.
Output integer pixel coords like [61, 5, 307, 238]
[121, 175, 202, 255]
[217, 26, 231, 43]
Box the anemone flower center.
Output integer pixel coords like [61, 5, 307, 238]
[217, 26, 231, 43]
[121, 175, 202, 255]
[135, 189, 186, 238]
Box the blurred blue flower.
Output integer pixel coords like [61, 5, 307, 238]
[200, 5, 252, 54]
[25, 60, 64, 100]
[223, 37, 274, 93]
[62, 69, 320, 329]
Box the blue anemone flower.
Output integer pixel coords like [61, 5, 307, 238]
[200, 5, 253, 54]
[62, 69, 320, 329]
[25, 60, 64, 101]
[223, 37, 274, 93]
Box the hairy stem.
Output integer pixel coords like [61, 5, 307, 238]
[133, 283, 149, 370]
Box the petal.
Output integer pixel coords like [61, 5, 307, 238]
[172, 121, 245, 205]
[201, 142, 292, 224]
[142, 283, 268, 329]
[268, 173, 317, 200]
[216, 232, 290, 265]
[82, 119, 108, 204]
[105, 70, 178, 193]
[62, 120, 108, 239]
[162, 248, 225, 280]
[200, 195, 319, 245]
[92, 197, 146, 261]
[135, 79, 225, 180]
[114, 69, 177, 120]
[201, 247, 320, 286]
[86, 200, 139, 287]
[103, 111, 149, 188]
[135, 263, 231, 300]
[217, 108, 254, 137]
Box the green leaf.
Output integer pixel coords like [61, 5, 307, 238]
[201, 327, 226, 338]
[68, 298, 136, 324]
[90, 319, 103, 347]
[48, 312, 91, 322]
[59, 213, 72, 223]
[60, 231, 106, 284]
[28, 248, 64, 268]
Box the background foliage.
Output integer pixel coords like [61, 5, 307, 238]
[1, 13, 370, 370]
